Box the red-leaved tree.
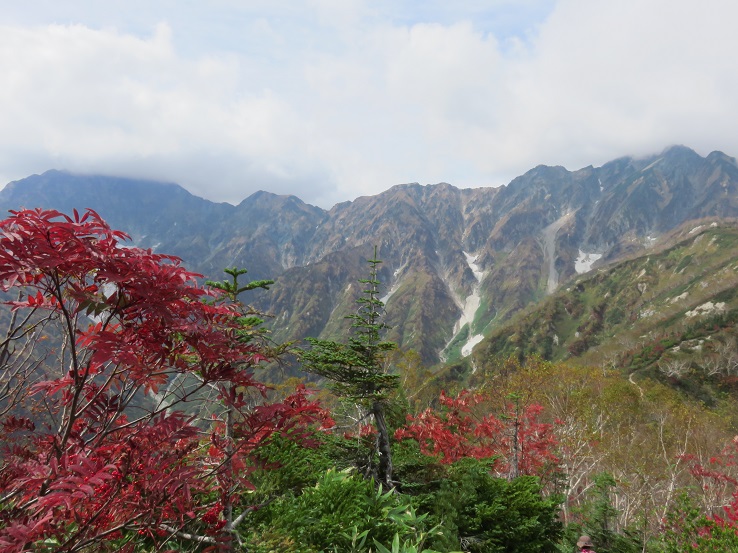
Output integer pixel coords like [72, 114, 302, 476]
[656, 438, 738, 549]
[685, 436, 738, 530]
[395, 390, 560, 482]
[0, 208, 328, 552]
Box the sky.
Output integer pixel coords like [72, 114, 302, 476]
[1, 0, 737, 209]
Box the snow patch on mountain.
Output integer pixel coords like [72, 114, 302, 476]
[462, 334, 485, 358]
[642, 157, 663, 172]
[440, 251, 486, 361]
[464, 251, 484, 282]
[575, 250, 602, 274]
[542, 212, 574, 293]
[380, 264, 406, 305]
[458, 252, 485, 358]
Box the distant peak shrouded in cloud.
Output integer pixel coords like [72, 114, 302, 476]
[0, 0, 737, 208]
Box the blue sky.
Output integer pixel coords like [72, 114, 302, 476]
[0, 1, 736, 208]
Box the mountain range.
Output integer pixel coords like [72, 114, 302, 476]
[3, 145, 738, 370]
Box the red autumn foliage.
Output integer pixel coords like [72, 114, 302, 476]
[685, 435, 738, 530]
[395, 390, 560, 480]
[0, 208, 328, 552]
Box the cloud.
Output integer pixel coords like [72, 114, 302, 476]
[0, 0, 737, 208]
[497, 0, 738, 168]
[0, 20, 334, 204]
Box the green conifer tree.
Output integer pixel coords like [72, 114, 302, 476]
[302, 247, 398, 488]
[206, 267, 274, 551]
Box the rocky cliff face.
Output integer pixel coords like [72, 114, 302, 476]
[3, 146, 738, 365]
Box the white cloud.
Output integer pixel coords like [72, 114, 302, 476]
[0, 20, 330, 203]
[0, 0, 737, 208]
[495, 0, 738, 168]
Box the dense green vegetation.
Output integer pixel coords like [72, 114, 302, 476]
[225, 350, 738, 552]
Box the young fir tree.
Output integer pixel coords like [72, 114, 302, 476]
[205, 267, 273, 551]
[302, 247, 398, 489]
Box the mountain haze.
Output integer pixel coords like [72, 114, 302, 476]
[3, 145, 738, 365]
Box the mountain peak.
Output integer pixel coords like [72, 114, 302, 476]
[660, 144, 697, 156]
[706, 150, 738, 166]
[238, 190, 323, 212]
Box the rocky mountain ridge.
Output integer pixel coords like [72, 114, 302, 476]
[3, 145, 738, 365]
[435, 218, 738, 407]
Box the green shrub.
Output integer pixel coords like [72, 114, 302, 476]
[246, 469, 426, 552]
[248, 433, 337, 499]
[412, 458, 562, 553]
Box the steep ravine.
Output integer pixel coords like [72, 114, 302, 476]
[542, 212, 574, 293]
[460, 252, 485, 357]
[440, 251, 486, 360]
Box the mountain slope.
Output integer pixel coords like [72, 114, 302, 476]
[3, 146, 738, 365]
[463, 219, 738, 404]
